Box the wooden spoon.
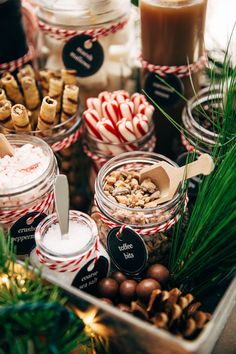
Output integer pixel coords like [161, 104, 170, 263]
[0, 134, 14, 158]
[140, 154, 214, 205]
[54, 175, 70, 240]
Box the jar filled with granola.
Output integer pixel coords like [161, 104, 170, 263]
[36, 0, 136, 104]
[0, 134, 57, 258]
[30, 210, 110, 293]
[91, 151, 187, 265]
[181, 86, 222, 154]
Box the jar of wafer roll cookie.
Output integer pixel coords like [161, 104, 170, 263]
[82, 90, 156, 193]
[0, 65, 89, 211]
[0, 134, 57, 258]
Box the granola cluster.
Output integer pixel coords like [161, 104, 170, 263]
[103, 170, 161, 208]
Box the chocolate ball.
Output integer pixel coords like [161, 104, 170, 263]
[97, 278, 119, 299]
[147, 264, 170, 284]
[112, 271, 128, 284]
[100, 297, 113, 305]
[136, 278, 161, 303]
[117, 303, 131, 313]
[119, 280, 137, 303]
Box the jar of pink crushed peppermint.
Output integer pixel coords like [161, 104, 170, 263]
[0, 134, 57, 257]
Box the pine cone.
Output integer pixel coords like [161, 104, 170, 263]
[130, 288, 211, 339]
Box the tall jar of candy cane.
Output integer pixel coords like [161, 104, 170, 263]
[30, 211, 110, 293]
[0, 134, 57, 258]
[83, 90, 156, 193]
[91, 151, 188, 267]
[36, 0, 136, 105]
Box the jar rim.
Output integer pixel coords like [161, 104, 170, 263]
[141, 0, 206, 8]
[95, 151, 184, 216]
[0, 134, 56, 197]
[35, 210, 98, 260]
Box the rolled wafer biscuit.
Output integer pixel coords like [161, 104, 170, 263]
[50, 70, 62, 79]
[61, 84, 79, 122]
[37, 96, 57, 131]
[1, 72, 24, 104]
[61, 69, 77, 85]
[21, 76, 40, 111]
[39, 70, 51, 97]
[48, 77, 63, 113]
[0, 100, 14, 130]
[17, 64, 35, 83]
[11, 104, 31, 132]
[0, 88, 6, 101]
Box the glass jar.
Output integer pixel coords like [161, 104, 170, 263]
[0, 134, 57, 257]
[181, 86, 222, 154]
[0, 111, 90, 211]
[83, 124, 156, 194]
[36, 0, 136, 105]
[30, 210, 110, 293]
[91, 151, 186, 265]
[140, 0, 208, 157]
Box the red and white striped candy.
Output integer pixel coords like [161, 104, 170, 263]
[132, 113, 149, 139]
[98, 91, 111, 103]
[112, 90, 129, 103]
[117, 118, 136, 143]
[86, 97, 102, 118]
[138, 103, 154, 122]
[131, 93, 147, 114]
[97, 118, 120, 144]
[119, 100, 134, 120]
[102, 100, 120, 126]
[83, 109, 101, 139]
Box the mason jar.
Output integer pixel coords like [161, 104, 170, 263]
[36, 0, 136, 105]
[91, 151, 187, 265]
[30, 210, 110, 293]
[83, 124, 156, 193]
[181, 86, 222, 154]
[0, 134, 57, 257]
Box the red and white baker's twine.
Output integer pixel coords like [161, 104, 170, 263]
[140, 55, 207, 78]
[0, 45, 34, 74]
[0, 191, 54, 225]
[36, 237, 100, 273]
[95, 195, 188, 237]
[38, 18, 128, 42]
[181, 133, 201, 154]
[51, 126, 82, 152]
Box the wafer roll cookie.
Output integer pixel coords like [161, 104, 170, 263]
[11, 104, 31, 132]
[61, 69, 77, 85]
[21, 76, 40, 110]
[49, 77, 63, 113]
[39, 70, 50, 97]
[37, 96, 57, 130]
[61, 84, 79, 122]
[0, 100, 14, 130]
[17, 64, 35, 83]
[1, 72, 24, 104]
[0, 88, 6, 101]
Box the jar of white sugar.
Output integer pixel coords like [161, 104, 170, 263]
[37, 0, 136, 105]
[30, 210, 110, 293]
[0, 134, 57, 257]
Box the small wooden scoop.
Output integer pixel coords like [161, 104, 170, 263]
[140, 154, 214, 205]
[0, 134, 14, 158]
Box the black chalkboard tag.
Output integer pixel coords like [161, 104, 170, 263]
[62, 34, 104, 77]
[144, 72, 184, 107]
[71, 256, 109, 294]
[107, 227, 148, 276]
[10, 212, 47, 256]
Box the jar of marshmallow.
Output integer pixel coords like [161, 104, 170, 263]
[37, 0, 136, 105]
[30, 210, 110, 292]
[0, 134, 58, 258]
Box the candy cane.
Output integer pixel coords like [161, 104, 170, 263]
[119, 100, 134, 120]
[132, 114, 149, 139]
[117, 118, 136, 146]
[112, 90, 129, 103]
[98, 91, 111, 103]
[138, 102, 155, 122]
[102, 100, 120, 126]
[131, 93, 147, 114]
[86, 97, 102, 118]
[82, 109, 101, 139]
[97, 118, 124, 155]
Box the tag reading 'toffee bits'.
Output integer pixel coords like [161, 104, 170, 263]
[62, 34, 104, 77]
[107, 226, 148, 275]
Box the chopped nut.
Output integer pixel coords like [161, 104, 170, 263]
[141, 178, 157, 193]
[149, 191, 161, 201]
[144, 200, 160, 208]
[115, 195, 128, 205]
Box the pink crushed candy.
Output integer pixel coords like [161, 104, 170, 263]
[0, 143, 50, 192]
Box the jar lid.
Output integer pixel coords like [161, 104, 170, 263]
[37, 0, 130, 27]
